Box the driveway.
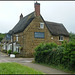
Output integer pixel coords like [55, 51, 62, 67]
[0, 51, 70, 74]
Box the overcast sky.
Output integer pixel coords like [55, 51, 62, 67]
[0, 1, 75, 33]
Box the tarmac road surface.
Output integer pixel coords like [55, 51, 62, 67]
[0, 51, 70, 74]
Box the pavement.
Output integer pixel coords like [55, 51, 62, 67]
[0, 51, 70, 74]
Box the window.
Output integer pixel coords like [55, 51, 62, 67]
[59, 36, 63, 41]
[11, 36, 12, 42]
[51, 37, 53, 40]
[34, 32, 45, 38]
[16, 47, 19, 53]
[40, 23, 44, 29]
[10, 45, 12, 50]
[16, 35, 18, 41]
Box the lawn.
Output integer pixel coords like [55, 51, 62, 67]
[0, 62, 44, 74]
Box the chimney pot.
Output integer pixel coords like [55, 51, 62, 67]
[20, 13, 23, 20]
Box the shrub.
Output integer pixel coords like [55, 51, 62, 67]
[7, 50, 12, 54]
[2, 50, 7, 53]
[0, 44, 3, 47]
[62, 41, 75, 70]
[35, 42, 57, 52]
[19, 47, 23, 50]
[13, 51, 19, 55]
[34, 42, 75, 71]
[34, 42, 57, 64]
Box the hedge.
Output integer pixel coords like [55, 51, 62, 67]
[34, 42, 75, 71]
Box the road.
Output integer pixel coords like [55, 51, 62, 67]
[0, 51, 70, 74]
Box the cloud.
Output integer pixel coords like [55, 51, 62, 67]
[0, 1, 75, 33]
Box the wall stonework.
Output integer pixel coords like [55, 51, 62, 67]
[13, 16, 69, 57]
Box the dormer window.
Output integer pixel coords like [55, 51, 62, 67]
[59, 36, 63, 41]
[40, 23, 44, 29]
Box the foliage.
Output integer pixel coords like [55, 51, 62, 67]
[35, 42, 57, 52]
[2, 50, 7, 53]
[34, 42, 75, 71]
[0, 37, 3, 42]
[0, 62, 43, 74]
[0, 33, 6, 42]
[0, 44, 3, 47]
[69, 32, 75, 42]
[62, 41, 75, 70]
[13, 51, 19, 55]
[19, 47, 23, 50]
[7, 50, 12, 54]
[34, 42, 57, 63]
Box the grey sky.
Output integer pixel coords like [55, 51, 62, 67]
[0, 1, 75, 33]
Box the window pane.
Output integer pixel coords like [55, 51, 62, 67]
[40, 23, 44, 29]
[61, 36, 63, 40]
[34, 32, 44, 38]
[59, 36, 63, 41]
[16, 35, 18, 41]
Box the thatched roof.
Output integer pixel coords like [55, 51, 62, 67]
[8, 12, 35, 34]
[45, 21, 69, 36]
[8, 12, 69, 37]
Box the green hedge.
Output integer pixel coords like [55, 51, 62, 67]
[13, 51, 19, 55]
[7, 50, 12, 54]
[34, 42, 75, 71]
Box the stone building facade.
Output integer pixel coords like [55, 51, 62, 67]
[6, 2, 69, 57]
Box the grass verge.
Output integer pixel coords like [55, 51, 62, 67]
[0, 62, 44, 74]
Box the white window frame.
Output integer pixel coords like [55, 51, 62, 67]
[16, 47, 20, 53]
[16, 35, 18, 41]
[40, 23, 44, 29]
[51, 37, 53, 40]
[59, 36, 64, 41]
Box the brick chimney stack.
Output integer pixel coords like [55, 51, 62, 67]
[20, 13, 23, 20]
[35, 2, 40, 16]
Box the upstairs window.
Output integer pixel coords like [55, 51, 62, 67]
[40, 23, 44, 29]
[16, 35, 18, 41]
[59, 36, 63, 41]
[34, 32, 45, 38]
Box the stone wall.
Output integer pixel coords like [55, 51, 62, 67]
[23, 16, 69, 57]
[13, 16, 69, 57]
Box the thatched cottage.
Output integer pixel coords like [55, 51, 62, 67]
[3, 2, 69, 57]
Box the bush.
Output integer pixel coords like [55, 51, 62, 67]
[62, 41, 75, 70]
[35, 42, 57, 52]
[3, 50, 7, 53]
[34, 42, 75, 71]
[13, 51, 19, 55]
[7, 50, 12, 54]
[34, 42, 57, 64]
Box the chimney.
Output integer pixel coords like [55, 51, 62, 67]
[34, 2, 40, 16]
[20, 13, 23, 20]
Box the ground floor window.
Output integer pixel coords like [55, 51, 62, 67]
[59, 36, 63, 41]
[16, 47, 20, 53]
[10, 45, 12, 50]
